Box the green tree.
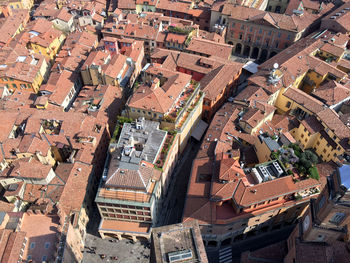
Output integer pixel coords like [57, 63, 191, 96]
[301, 150, 318, 164]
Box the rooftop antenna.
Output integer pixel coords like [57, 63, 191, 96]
[268, 62, 281, 85]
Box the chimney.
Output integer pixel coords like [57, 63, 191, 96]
[68, 50, 71, 56]
[57, 63, 62, 73]
[65, 136, 73, 149]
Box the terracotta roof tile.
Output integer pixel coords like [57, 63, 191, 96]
[301, 115, 323, 133]
[283, 87, 325, 113]
[58, 162, 92, 214]
[312, 80, 350, 107]
[200, 63, 242, 100]
[317, 108, 350, 139]
[127, 66, 191, 113]
[186, 37, 232, 59]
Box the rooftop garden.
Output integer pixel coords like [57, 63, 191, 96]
[41, 119, 62, 135]
[168, 26, 193, 35]
[166, 81, 199, 123]
[176, 91, 202, 129]
[110, 116, 133, 143]
[270, 143, 320, 181]
[154, 130, 177, 171]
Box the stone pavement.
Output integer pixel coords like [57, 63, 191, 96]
[82, 233, 150, 263]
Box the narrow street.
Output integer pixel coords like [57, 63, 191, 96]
[161, 139, 201, 225]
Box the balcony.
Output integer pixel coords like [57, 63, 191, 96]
[165, 82, 199, 124]
[294, 187, 320, 200]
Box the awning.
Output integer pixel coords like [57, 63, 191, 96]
[191, 120, 208, 141]
[243, 61, 259, 74]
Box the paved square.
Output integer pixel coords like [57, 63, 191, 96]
[83, 233, 150, 263]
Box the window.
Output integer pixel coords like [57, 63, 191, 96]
[301, 134, 304, 138]
[268, 30, 272, 36]
[27, 255, 32, 260]
[240, 25, 245, 30]
[329, 212, 346, 225]
[317, 141, 320, 146]
[247, 35, 251, 43]
[45, 242, 51, 249]
[30, 242, 35, 249]
[42, 255, 47, 261]
[231, 22, 235, 27]
[259, 29, 262, 34]
[250, 26, 253, 32]
[239, 33, 243, 40]
[285, 101, 291, 108]
[287, 34, 292, 40]
[323, 149, 326, 153]
[277, 32, 281, 38]
[12, 83, 17, 89]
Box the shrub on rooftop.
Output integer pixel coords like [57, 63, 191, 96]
[289, 143, 301, 158]
[168, 26, 192, 35]
[308, 166, 320, 180]
[117, 116, 133, 124]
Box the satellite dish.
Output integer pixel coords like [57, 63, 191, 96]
[273, 63, 279, 69]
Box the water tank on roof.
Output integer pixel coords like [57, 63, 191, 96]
[272, 161, 284, 176]
[252, 168, 263, 184]
[259, 166, 272, 181]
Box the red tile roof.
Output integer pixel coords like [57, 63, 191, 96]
[186, 37, 233, 59]
[312, 80, 350, 107]
[127, 66, 191, 113]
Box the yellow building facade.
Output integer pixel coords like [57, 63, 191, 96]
[30, 33, 66, 61]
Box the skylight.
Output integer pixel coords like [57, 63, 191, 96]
[16, 56, 27, 62]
